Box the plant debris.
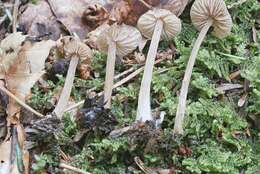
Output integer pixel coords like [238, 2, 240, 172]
[0, 0, 259, 173]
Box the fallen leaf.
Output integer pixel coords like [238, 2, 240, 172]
[23, 151, 30, 174]
[6, 40, 55, 117]
[238, 93, 248, 107]
[19, 0, 62, 40]
[0, 33, 55, 174]
[0, 33, 27, 80]
[0, 140, 11, 174]
[105, 0, 188, 25]
[82, 3, 109, 29]
[47, 0, 100, 39]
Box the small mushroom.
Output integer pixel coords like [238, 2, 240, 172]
[136, 9, 181, 122]
[53, 36, 92, 118]
[173, 0, 232, 135]
[97, 24, 141, 108]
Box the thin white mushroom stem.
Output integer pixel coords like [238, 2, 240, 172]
[136, 19, 163, 122]
[104, 40, 116, 109]
[173, 19, 213, 135]
[53, 55, 79, 118]
[0, 85, 44, 117]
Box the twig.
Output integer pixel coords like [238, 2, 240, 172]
[216, 83, 243, 93]
[59, 162, 91, 174]
[109, 125, 133, 138]
[112, 66, 144, 90]
[12, 0, 19, 32]
[114, 66, 135, 80]
[138, 0, 153, 9]
[64, 66, 143, 112]
[0, 14, 7, 25]
[134, 157, 157, 174]
[0, 85, 44, 117]
[64, 57, 166, 112]
[5, 9, 12, 21]
[229, 70, 241, 80]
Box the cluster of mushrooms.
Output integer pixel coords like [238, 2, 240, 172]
[56, 0, 232, 135]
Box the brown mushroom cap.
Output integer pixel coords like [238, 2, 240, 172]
[59, 36, 92, 64]
[137, 9, 182, 40]
[97, 24, 142, 58]
[190, 0, 232, 38]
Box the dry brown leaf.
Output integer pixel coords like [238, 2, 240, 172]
[51, 0, 188, 39]
[0, 33, 55, 117]
[23, 151, 30, 174]
[0, 32, 26, 52]
[19, 0, 62, 40]
[0, 140, 11, 174]
[6, 41, 55, 117]
[104, 0, 188, 25]
[0, 33, 54, 174]
[82, 3, 109, 29]
[0, 33, 27, 79]
[47, 0, 102, 39]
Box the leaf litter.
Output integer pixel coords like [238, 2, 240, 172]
[0, 0, 259, 173]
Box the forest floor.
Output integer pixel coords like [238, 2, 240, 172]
[0, 0, 259, 174]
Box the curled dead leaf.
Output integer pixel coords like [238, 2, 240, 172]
[104, 0, 188, 25]
[47, 0, 99, 39]
[82, 4, 109, 29]
[19, 0, 62, 40]
[0, 33, 55, 118]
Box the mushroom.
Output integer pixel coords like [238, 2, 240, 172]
[97, 24, 141, 108]
[173, 0, 232, 134]
[136, 9, 181, 122]
[53, 36, 92, 118]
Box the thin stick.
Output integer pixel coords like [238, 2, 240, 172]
[216, 83, 243, 93]
[5, 9, 12, 21]
[104, 41, 116, 109]
[136, 20, 163, 122]
[12, 0, 19, 32]
[53, 56, 79, 118]
[59, 162, 91, 174]
[113, 67, 143, 89]
[0, 85, 44, 117]
[138, 0, 152, 9]
[0, 14, 7, 25]
[64, 66, 144, 112]
[229, 70, 241, 80]
[134, 157, 157, 174]
[173, 20, 213, 135]
[114, 67, 135, 80]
